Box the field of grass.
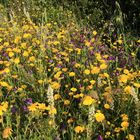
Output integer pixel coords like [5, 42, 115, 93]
[0, 1, 140, 140]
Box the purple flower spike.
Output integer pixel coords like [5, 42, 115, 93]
[98, 135, 103, 140]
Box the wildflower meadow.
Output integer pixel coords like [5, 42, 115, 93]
[0, 0, 140, 140]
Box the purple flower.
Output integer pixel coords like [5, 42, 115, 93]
[72, 61, 76, 65]
[57, 64, 62, 68]
[98, 135, 103, 140]
[60, 123, 67, 132]
[11, 106, 17, 114]
[49, 60, 53, 63]
[108, 56, 115, 61]
[13, 87, 17, 92]
[90, 50, 94, 55]
[22, 105, 28, 112]
[24, 98, 32, 105]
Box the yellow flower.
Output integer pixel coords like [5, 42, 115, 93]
[114, 127, 121, 133]
[4, 42, 9, 47]
[29, 56, 35, 62]
[68, 92, 73, 96]
[121, 114, 129, 121]
[133, 83, 140, 88]
[84, 69, 90, 75]
[0, 46, 3, 51]
[62, 68, 68, 72]
[67, 118, 74, 124]
[85, 40, 90, 47]
[23, 33, 32, 39]
[28, 104, 37, 112]
[117, 39, 123, 44]
[131, 53, 135, 57]
[104, 104, 110, 109]
[91, 38, 95, 42]
[69, 72, 75, 77]
[21, 85, 27, 89]
[54, 71, 62, 79]
[13, 58, 20, 64]
[93, 31, 97, 35]
[126, 134, 135, 140]
[73, 94, 80, 98]
[0, 81, 9, 87]
[14, 36, 21, 44]
[105, 131, 111, 137]
[91, 67, 100, 74]
[87, 85, 93, 89]
[3, 68, 10, 73]
[23, 51, 29, 57]
[0, 102, 8, 116]
[48, 120, 55, 126]
[48, 107, 57, 115]
[38, 80, 44, 84]
[75, 63, 81, 68]
[47, 23, 52, 27]
[53, 41, 60, 45]
[21, 43, 27, 49]
[0, 38, 2, 42]
[64, 100, 70, 105]
[94, 112, 105, 122]
[70, 87, 77, 92]
[104, 73, 109, 78]
[51, 82, 60, 90]
[54, 94, 61, 100]
[1, 102, 8, 112]
[119, 74, 128, 83]
[95, 53, 102, 61]
[100, 63, 107, 70]
[13, 48, 21, 53]
[82, 96, 95, 106]
[37, 103, 47, 111]
[8, 52, 14, 57]
[90, 80, 96, 85]
[124, 86, 132, 94]
[122, 116, 129, 122]
[2, 127, 12, 139]
[121, 121, 129, 129]
[74, 126, 85, 133]
[123, 69, 129, 74]
[0, 109, 3, 116]
[103, 55, 109, 59]
[83, 78, 88, 82]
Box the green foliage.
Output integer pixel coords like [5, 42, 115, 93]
[0, 0, 139, 33]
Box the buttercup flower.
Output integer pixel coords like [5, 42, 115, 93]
[94, 112, 105, 122]
[74, 126, 85, 133]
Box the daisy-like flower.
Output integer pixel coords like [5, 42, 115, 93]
[2, 127, 12, 139]
[94, 112, 105, 122]
[83, 96, 95, 106]
[74, 126, 85, 133]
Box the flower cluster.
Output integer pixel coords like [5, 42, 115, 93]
[0, 19, 139, 139]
